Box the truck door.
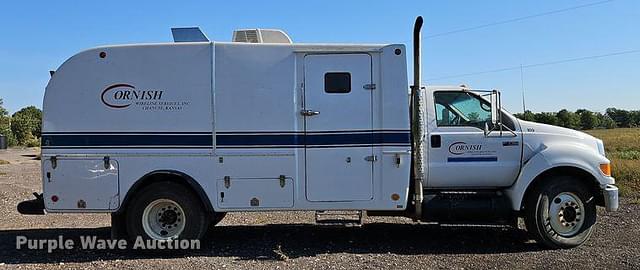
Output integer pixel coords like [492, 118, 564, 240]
[427, 90, 522, 188]
[303, 54, 373, 202]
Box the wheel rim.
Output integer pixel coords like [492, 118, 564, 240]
[549, 192, 585, 237]
[142, 199, 186, 240]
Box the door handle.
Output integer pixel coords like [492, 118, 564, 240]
[300, 110, 320, 116]
[430, 135, 441, 148]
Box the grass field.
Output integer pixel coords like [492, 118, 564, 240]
[587, 128, 640, 198]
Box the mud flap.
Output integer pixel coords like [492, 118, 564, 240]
[17, 193, 45, 215]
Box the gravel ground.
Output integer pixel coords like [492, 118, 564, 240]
[0, 148, 638, 269]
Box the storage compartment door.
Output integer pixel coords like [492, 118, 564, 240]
[217, 177, 294, 209]
[43, 158, 119, 210]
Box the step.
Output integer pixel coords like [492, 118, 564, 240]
[315, 210, 364, 226]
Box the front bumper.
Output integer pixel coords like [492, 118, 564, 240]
[603, 184, 619, 212]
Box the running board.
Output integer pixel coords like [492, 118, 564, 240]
[315, 210, 364, 226]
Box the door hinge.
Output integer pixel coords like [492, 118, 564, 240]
[363, 84, 376, 90]
[365, 155, 378, 162]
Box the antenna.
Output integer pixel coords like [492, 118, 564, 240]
[520, 64, 527, 113]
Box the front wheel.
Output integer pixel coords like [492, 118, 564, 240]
[524, 176, 597, 249]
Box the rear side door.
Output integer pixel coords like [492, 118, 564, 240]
[427, 91, 522, 188]
[303, 54, 374, 202]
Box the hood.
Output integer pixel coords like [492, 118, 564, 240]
[518, 120, 606, 157]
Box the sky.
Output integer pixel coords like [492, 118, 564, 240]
[0, 0, 638, 114]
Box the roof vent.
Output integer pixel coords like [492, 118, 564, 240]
[232, 29, 292, 44]
[171, 27, 209, 42]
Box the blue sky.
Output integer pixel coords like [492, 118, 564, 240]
[0, 0, 638, 114]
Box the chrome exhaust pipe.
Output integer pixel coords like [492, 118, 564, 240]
[410, 16, 425, 220]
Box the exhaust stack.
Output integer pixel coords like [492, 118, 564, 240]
[410, 16, 425, 220]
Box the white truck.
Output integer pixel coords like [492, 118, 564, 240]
[18, 17, 618, 249]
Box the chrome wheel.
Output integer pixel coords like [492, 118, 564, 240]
[141, 199, 186, 240]
[549, 192, 585, 237]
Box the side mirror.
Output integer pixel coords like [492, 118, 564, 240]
[490, 90, 500, 125]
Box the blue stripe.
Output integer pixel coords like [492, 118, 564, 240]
[42, 134, 212, 148]
[447, 156, 498, 162]
[41, 131, 410, 149]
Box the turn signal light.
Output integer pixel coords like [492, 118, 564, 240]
[600, 163, 611, 176]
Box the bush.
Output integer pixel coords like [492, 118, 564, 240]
[24, 135, 41, 147]
[10, 106, 42, 146]
[0, 115, 17, 147]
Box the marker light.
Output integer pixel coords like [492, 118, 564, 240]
[51, 195, 59, 202]
[599, 163, 611, 177]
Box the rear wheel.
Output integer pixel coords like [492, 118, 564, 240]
[126, 181, 209, 241]
[524, 176, 597, 249]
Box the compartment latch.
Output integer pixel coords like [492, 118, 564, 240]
[50, 156, 57, 169]
[224, 176, 231, 188]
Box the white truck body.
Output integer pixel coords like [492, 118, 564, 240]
[22, 21, 618, 248]
[42, 41, 412, 212]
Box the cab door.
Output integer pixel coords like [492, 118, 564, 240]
[426, 90, 522, 188]
[303, 54, 374, 202]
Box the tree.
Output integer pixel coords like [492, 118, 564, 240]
[578, 110, 599, 130]
[0, 98, 7, 116]
[629, 110, 640, 127]
[0, 98, 18, 146]
[606, 108, 631, 128]
[10, 106, 42, 146]
[597, 113, 617, 129]
[556, 109, 580, 129]
[514, 110, 536, 122]
[534, 112, 559, 126]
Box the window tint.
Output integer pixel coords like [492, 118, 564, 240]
[434, 92, 491, 129]
[324, 72, 351, 93]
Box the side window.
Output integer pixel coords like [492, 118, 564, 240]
[434, 92, 491, 129]
[324, 72, 351, 93]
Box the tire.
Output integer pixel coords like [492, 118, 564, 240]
[125, 181, 209, 241]
[524, 176, 597, 249]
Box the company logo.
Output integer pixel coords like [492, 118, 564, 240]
[100, 84, 164, 109]
[448, 142, 483, 155]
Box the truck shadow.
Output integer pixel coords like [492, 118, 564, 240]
[0, 223, 541, 264]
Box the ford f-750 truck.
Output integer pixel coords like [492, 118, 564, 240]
[18, 17, 618, 249]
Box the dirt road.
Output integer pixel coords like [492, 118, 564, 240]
[0, 148, 638, 269]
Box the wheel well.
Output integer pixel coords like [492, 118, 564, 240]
[520, 166, 603, 211]
[116, 170, 215, 216]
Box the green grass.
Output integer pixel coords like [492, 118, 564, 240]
[586, 128, 640, 197]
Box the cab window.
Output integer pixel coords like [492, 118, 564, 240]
[434, 91, 491, 129]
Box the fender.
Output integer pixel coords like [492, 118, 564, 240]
[505, 141, 612, 211]
[115, 170, 215, 215]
